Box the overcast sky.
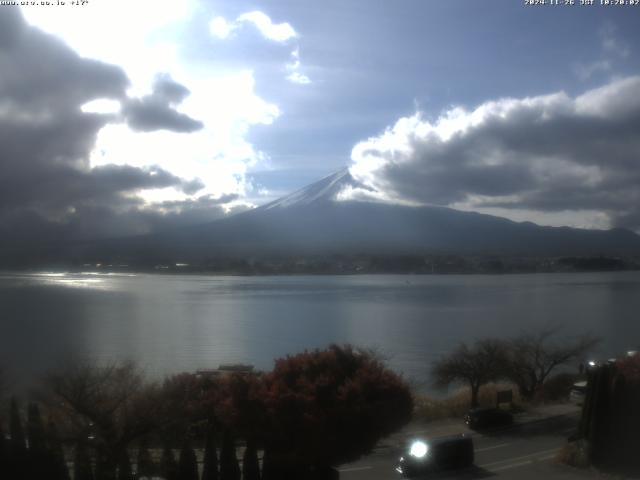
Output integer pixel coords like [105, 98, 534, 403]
[1, 0, 639, 243]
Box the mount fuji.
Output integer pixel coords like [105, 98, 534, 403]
[69, 168, 640, 266]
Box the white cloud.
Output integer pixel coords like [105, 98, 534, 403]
[209, 16, 234, 39]
[237, 11, 297, 42]
[208, 12, 310, 85]
[80, 99, 122, 114]
[209, 10, 298, 43]
[209, 11, 297, 43]
[346, 76, 640, 230]
[573, 21, 629, 82]
[21, 2, 283, 207]
[600, 21, 630, 58]
[285, 47, 312, 85]
[574, 60, 611, 81]
[90, 70, 280, 205]
[286, 72, 312, 85]
[21, 0, 190, 95]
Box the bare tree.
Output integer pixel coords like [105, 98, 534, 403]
[504, 329, 599, 400]
[41, 361, 164, 479]
[431, 339, 509, 407]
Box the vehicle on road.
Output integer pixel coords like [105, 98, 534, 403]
[464, 407, 513, 430]
[569, 380, 587, 405]
[395, 434, 474, 478]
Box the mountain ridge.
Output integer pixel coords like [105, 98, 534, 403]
[3, 169, 640, 267]
[118, 169, 640, 260]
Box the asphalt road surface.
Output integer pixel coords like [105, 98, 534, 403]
[338, 413, 596, 479]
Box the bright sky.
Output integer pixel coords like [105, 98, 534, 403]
[3, 0, 640, 236]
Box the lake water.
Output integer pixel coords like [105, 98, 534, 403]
[1, 271, 639, 391]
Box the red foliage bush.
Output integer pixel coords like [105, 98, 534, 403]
[616, 354, 640, 382]
[261, 344, 413, 467]
[161, 345, 413, 471]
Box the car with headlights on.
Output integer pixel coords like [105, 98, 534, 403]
[396, 434, 474, 478]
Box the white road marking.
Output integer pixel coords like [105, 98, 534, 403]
[338, 466, 373, 473]
[475, 442, 510, 452]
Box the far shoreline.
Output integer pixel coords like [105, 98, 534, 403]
[3, 256, 640, 278]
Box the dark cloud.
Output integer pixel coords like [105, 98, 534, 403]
[0, 10, 128, 115]
[0, 194, 244, 247]
[0, 163, 199, 211]
[0, 7, 24, 48]
[153, 73, 191, 103]
[123, 74, 204, 133]
[349, 77, 640, 231]
[0, 10, 214, 248]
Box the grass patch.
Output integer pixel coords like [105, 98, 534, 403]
[413, 383, 525, 422]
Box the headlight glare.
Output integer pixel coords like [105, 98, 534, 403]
[409, 440, 428, 458]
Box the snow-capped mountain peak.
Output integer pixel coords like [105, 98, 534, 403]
[260, 168, 357, 210]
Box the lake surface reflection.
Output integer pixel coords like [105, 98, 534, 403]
[1, 271, 639, 390]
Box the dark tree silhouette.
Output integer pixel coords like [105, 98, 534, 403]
[505, 330, 599, 400]
[160, 445, 179, 480]
[579, 356, 640, 468]
[116, 450, 134, 480]
[47, 419, 71, 480]
[260, 449, 275, 480]
[219, 430, 240, 480]
[43, 361, 164, 479]
[242, 439, 260, 480]
[10, 397, 26, 455]
[178, 440, 199, 480]
[201, 427, 219, 480]
[95, 452, 117, 480]
[27, 403, 47, 453]
[74, 442, 95, 480]
[431, 339, 509, 407]
[26, 403, 48, 479]
[136, 438, 155, 479]
[0, 422, 6, 473]
[0, 368, 5, 398]
[261, 344, 413, 473]
[9, 397, 27, 480]
[159, 373, 210, 436]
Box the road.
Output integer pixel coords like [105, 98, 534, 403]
[338, 412, 597, 479]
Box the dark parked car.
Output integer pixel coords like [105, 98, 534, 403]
[464, 407, 513, 430]
[396, 434, 474, 478]
[569, 381, 587, 405]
